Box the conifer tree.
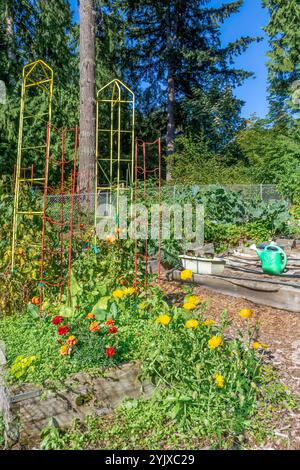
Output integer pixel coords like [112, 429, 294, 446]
[119, 0, 258, 179]
[263, 0, 300, 120]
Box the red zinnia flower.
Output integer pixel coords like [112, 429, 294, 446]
[105, 319, 115, 327]
[105, 347, 116, 358]
[108, 326, 118, 335]
[57, 325, 70, 336]
[52, 316, 64, 325]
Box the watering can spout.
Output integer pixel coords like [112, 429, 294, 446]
[249, 243, 262, 258]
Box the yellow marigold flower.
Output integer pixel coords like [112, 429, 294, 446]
[239, 308, 253, 319]
[185, 319, 199, 329]
[203, 319, 215, 327]
[156, 314, 171, 326]
[183, 302, 196, 311]
[123, 287, 136, 296]
[180, 269, 193, 281]
[208, 335, 222, 350]
[86, 312, 95, 320]
[89, 321, 100, 332]
[252, 341, 268, 350]
[112, 289, 125, 299]
[59, 344, 72, 356]
[187, 295, 201, 305]
[67, 335, 77, 346]
[214, 373, 225, 388]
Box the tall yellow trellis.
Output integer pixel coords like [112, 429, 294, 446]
[95, 79, 135, 237]
[11, 60, 54, 272]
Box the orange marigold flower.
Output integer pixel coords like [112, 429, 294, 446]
[89, 321, 100, 332]
[86, 312, 95, 320]
[59, 344, 72, 356]
[118, 277, 128, 286]
[106, 234, 116, 243]
[67, 335, 77, 346]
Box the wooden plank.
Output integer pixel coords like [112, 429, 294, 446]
[9, 389, 41, 404]
[171, 270, 300, 313]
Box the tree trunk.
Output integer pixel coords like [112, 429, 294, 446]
[165, 5, 176, 182]
[166, 68, 175, 181]
[6, 1, 15, 63]
[79, 0, 96, 200]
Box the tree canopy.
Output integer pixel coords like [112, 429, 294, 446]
[0, 0, 299, 197]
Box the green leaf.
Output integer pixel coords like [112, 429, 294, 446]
[109, 302, 118, 318]
[27, 303, 39, 319]
[92, 296, 110, 312]
[59, 306, 74, 318]
[94, 309, 107, 322]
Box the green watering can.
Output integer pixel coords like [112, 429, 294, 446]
[251, 243, 287, 276]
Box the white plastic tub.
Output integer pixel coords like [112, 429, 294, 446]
[179, 255, 226, 275]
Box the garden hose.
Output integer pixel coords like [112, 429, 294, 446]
[226, 264, 300, 279]
[211, 273, 300, 289]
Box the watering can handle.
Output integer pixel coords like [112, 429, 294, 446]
[279, 248, 288, 270]
[266, 246, 287, 270]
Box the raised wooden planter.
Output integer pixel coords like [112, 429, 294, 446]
[180, 255, 226, 275]
[171, 270, 300, 313]
[1, 359, 153, 448]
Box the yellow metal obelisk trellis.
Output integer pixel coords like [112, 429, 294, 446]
[11, 60, 54, 272]
[95, 79, 135, 237]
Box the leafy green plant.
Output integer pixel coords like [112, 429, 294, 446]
[9, 355, 37, 380]
[40, 419, 65, 450]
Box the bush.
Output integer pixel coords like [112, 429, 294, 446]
[170, 136, 252, 185]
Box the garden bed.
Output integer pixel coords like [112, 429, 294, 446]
[3, 361, 152, 449]
[1, 278, 299, 450]
[162, 281, 300, 449]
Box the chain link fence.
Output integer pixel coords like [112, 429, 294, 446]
[162, 184, 284, 202]
[5, 184, 285, 220]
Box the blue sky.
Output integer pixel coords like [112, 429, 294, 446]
[70, 0, 269, 118]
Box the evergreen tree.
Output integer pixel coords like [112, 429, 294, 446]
[263, 0, 300, 120]
[0, 0, 78, 176]
[118, 0, 259, 179]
